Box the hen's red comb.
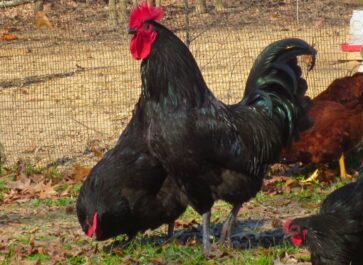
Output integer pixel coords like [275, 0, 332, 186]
[87, 212, 98, 237]
[129, 1, 164, 29]
[283, 219, 292, 233]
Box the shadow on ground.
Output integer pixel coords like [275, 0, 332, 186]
[106, 218, 285, 253]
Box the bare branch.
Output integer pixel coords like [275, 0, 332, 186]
[0, 0, 34, 8]
[215, 0, 225, 11]
[195, 0, 206, 14]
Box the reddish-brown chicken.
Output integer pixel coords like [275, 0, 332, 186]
[281, 73, 363, 182]
[314, 72, 363, 109]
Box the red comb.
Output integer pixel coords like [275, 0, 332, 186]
[129, 1, 164, 29]
[87, 212, 98, 237]
[283, 219, 292, 233]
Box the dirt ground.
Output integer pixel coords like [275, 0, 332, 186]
[0, 179, 326, 265]
[0, 0, 359, 167]
[0, 2, 362, 264]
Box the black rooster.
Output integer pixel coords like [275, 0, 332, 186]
[128, 3, 315, 254]
[76, 111, 187, 241]
[284, 166, 363, 265]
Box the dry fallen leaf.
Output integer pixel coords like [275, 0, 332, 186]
[71, 164, 91, 182]
[206, 245, 229, 259]
[65, 204, 75, 215]
[7, 178, 31, 191]
[272, 218, 283, 228]
[148, 257, 163, 264]
[273, 199, 291, 207]
[35, 11, 53, 29]
[300, 202, 320, 209]
[1, 33, 17, 41]
[34, 181, 58, 199]
[91, 146, 104, 159]
[175, 219, 198, 228]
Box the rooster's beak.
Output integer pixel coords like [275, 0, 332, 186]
[283, 234, 292, 241]
[128, 28, 137, 34]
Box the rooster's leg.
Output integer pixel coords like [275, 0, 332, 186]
[167, 222, 174, 238]
[301, 168, 319, 183]
[339, 154, 352, 180]
[202, 211, 211, 256]
[218, 204, 240, 245]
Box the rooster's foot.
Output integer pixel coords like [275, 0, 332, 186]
[301, 169, 319, 183]
[218, 204, 240, 245]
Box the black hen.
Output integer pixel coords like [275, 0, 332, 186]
[284, 166, 363, 265]
[128, 3, 315, 254]
[76, 110, 187, 241]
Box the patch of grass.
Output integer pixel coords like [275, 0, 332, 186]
[17, 160, 64, 181]
[26, 253, 50, 262]
[234, 254, 273, 265]
[37, 235, 50, 241]
[101, 255, 123, 265]
[89, 255, 123, 265]
[121, 240, 207, 265]
[43, 165, 63, 182]
[288, 189, 325, 205]
[63, 244, 73, 251]
[31, 197, 75, 207]
[181, 206, 202, 221]
[71, 183, 82, 196]
[25, 161, 40, 176]
[1, 244, 16, 265]
[16, 235, 31, 245]
[55, 183, 68, 193]
[67, 256, 86, 265]
[212, 201, 232, 220]
[254, 192, 270, 203]
[7, 175, 16, 181]
[0, 179, 8, 201]
[0, 164, 4, 177]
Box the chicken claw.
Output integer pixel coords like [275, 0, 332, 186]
[301, 169, 320, 183]
[202, 211, 211, 256]
[218, 205, 241, 245]
[167, 222, 175, 238]
[339, 154, 352, 181]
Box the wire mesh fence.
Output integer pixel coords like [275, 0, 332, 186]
[0, 0, 361, 166]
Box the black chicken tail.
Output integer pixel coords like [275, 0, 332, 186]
[242, 38, 316, 144]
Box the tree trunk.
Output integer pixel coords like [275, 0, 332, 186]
[215, 0, 225, 11]
[0, 0, 33, 8]
[152, 0, 161, 6]
[118, 0, 128, 23]
[34, 0, 43, 13]
[195, 0, 206, 14]
[109, 0, 118, 27]
[184, 0, 191, 47]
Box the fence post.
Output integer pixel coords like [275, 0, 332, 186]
[34, 0, 43, 13]
[151, 0, 161, 6]
[118, 0, 128, 23]
[196, 0, 206, 14]
[184, 0, 191, 47]
[109, 0, 118, 27]
[215, 0, 225, 11]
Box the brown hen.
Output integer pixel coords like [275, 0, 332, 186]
[281, 73, 363, 182]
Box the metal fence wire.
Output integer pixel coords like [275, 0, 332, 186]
[0, 0, 362, 166]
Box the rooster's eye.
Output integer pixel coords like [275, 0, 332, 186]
[144, 23, 150, 30]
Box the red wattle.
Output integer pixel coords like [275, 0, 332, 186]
[130, 30, 157, 60]
[87, 212, 98, 237]
[291, 235, 303, 246]
[87, 227, 93, 237]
